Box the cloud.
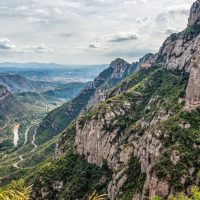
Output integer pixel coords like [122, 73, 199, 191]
[109, 32, 139, 43]
[165, 27, 179, 34]
[0, 0, 195, 64]
[88, 43, 99, 48]
[0, 38, 53, 55]
[0, 38, 16, 50]
[25, 44, 54, 53]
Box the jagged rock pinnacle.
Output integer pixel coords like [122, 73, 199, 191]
[188, 0, 200, 26]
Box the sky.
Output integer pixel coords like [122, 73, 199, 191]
[0, 0, 195, 65]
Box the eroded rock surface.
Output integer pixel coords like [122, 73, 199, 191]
[188, 0, 200, 26]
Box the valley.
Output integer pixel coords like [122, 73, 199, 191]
[0, 1, 200, 200]
[0, 65, 103, 188]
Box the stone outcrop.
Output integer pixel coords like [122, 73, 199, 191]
[139, 53, 157, 69]
[87, 58, 138, 108]
[155, 32, 200, 72]
[74, 103, 171, 199]
[185, 36, 200, 108]
[53, 1, 200, 200]
[154, 0, 200, 72]
[74, 103, 134, 200]
[186, 65, 200, 108]
[188, 0, 200, 26]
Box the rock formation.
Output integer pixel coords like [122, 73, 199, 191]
[185, 40, 200, 108]
[155, 0, 200, 72]
[188, 0, 200, 26]
[32, 1, 200, 200]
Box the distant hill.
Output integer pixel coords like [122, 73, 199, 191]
[0, 73, 61, 93]
[43, 82, 91, 100]
[0, 85, 24, 126]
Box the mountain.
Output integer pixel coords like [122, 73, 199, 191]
[28, 1, 200, 200]
[34, 58, 145, 145]
[0, 73, 61, 93]
[0, 85, 24, 126]
[42, 82, 90, 101]
[153, 0, 200, 73]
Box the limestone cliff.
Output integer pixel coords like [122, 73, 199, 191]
[185, 37, 200, 108]
[73, 68, 197, 200]
[154, 0, 200, 72]
[32, 1, 200, 200]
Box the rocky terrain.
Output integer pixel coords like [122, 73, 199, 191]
[29, 1, 200, 200]
[155, 0, 200, 72]
[1, 1, 200, 200]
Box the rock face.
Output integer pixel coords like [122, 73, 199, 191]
[87, 58, 138, 108]
[139, 53, 157, 69]
[155, 31, 200, 72]
[188, 0, 200, 26]
[74, 104, 134, 200]
[154, 0, 200, 72]
[185, 33, 200, 108]
[186, 66, 200, 108]
[41, 1, 200, 200]
[74, 98, 171, 199]
[92, 58, 133, 90]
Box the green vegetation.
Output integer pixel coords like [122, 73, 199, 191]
[154, 110, 200, 191]
[119, 158, 146, 200]
[43, 82, 90, 100]
[35, 86, 95, 146]
[185, 24, 200, 35]
[153, 186, 200, 200]
[32, 153, 112, 200]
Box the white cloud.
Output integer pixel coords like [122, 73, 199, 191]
[109, 32, 139, 43]
[0, 38, 16, 50]
[88, 43, 99, 48]
[0, 0, 195, 64]
[26, 44, 54, 53]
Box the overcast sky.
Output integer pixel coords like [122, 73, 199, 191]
[0, 0, 195, 65]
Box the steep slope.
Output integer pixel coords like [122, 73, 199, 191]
[33, 66, 197, 200]
[30, 1, 200, 200]
[35, 58, 141, 145]
[155, 0, 200, 72]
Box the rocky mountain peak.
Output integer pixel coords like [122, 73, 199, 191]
[188, 0, 200, 26]
[110, 58, 130, 69]
[139, 53, 157, 69]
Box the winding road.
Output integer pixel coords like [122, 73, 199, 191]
[31, 126, 38, 152]
[13, 124, 38, 169]
[23, 125, 33, 145]
[13, 155, 24, 169]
